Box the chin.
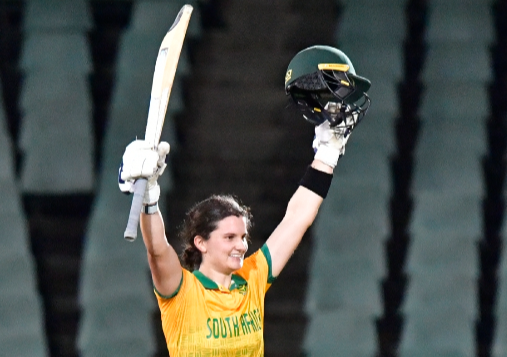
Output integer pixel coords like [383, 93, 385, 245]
[229, 257, 244, 270]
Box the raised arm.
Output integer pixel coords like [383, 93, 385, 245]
[271, 43, 372, 278]
[266, 120, 350, 277]
[140, 208, 182, 297]
[119, 140, 182, 297]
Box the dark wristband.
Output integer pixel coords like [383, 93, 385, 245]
[299, 166, 333, 198]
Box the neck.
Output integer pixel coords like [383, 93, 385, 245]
[198, 264, 233, 288]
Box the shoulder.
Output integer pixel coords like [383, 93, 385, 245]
[155, 268, 198, 301]
[235, 244, 275, 284]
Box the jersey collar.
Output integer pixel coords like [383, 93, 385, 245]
[193, 270, 247, 291]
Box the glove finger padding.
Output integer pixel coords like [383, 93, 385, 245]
[148, 141, 170, 185]
[144, 141, 170, 204]
[118, 140, 171, 204]
[121, 140, 160, 181]
[313, 120, 351, 169]
[157, 141, 170, 163]
[315, 121, 335, 143]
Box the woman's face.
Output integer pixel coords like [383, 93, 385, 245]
[199, 215, 249, 273]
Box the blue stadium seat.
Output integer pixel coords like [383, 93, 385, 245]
[78, 295, 155, 357]
[20, 2, 94, 194]
[304, 309, 377, 356]
[24, 0, 91, 31]
[402, 0, 489, 353]
[0, 96, 48, 356]
[427, 2, 493, 43]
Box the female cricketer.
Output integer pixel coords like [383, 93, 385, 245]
[119, 45, 370, 356]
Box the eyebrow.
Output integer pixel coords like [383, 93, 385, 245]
[223, 232, 248, 238]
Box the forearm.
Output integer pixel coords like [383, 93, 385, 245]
[285, 159, 333, 223]
[267, 161, 333, 276]
[140, 210, 169, 256]
[285, 185, 323, 227]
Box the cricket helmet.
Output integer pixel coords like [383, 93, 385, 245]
[285, 45, 371, 129]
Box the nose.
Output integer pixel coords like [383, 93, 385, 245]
[236, 237, 248, 253]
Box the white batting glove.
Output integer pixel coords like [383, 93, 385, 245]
[313, 120, 351, 169]
[118, 140, 170, 204]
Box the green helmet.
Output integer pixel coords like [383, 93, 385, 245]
[285, 45, 371, 127]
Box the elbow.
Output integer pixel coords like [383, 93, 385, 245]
[146, 241, 169, 258]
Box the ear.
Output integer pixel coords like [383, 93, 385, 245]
[194, 235, 207, 254]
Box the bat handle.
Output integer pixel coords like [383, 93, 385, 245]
[124, 178, 148, 241]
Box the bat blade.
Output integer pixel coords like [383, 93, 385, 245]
[145, 4, 192, 147]
[124, 5, 193, 241]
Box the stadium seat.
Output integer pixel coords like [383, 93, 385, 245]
[341, 41, 403, 79]
[402, 270, 476, 315]
[420, 82, 489, 121]
[304, 309, 377, 356]
[78, 295, 155, 357]
[129, 1, 187, 34]
[21, 33, 91, 74]
[406, 232, 477, 277]
[24, 0, 91, 30]
[426, 2, 493, 43]
[20, 4, 95, 194]
[0, 97, 48, 356]
[414, 132, 484, 195]
[332, 149, 391, 192]
[0, 294, 48, 357]
[402, 0, 489, 353]
[400, 307, 475, 357]
[423, 43, 491, 82]
[79, 254, 154, 305]
[306, 249, 383, 315]
[338, 2, 405, 44]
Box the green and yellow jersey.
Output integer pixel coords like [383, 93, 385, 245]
[155, 244, 276, 357]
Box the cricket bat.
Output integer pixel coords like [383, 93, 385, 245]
[124, 4, 193, 241]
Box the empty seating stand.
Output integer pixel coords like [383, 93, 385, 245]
[400, 0, 492, 355]
[491, 1, 507, 355]
[0, 88, 48, 356]
[303, 0, 404, 354]
[19, 0, 94, 194]
[77, 1, 199, 356]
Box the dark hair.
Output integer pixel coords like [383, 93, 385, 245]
[179, 194, 253, 271]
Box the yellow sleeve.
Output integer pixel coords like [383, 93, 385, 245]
[235, 243, 276, 295]
[154, 270, 197, 343]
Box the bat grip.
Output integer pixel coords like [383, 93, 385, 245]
[124, 178, 148, 241]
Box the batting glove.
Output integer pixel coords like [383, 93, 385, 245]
[118, 140, 170, 204]
[313, 120, 352, 169]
